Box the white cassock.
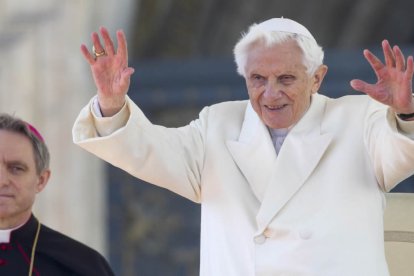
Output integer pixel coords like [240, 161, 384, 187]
[73, 93, 414, 276]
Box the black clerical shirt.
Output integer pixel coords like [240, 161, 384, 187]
[0, 214, 115, 276]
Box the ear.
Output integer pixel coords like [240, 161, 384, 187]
[36, 169, 51, 193]
[311, 65, 328, 94]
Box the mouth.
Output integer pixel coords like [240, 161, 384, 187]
[264, 104, 288, 111]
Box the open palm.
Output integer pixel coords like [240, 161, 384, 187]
[80, 27, 135, 116]
[350, 40, 414, 115]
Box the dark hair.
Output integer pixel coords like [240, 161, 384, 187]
[0, 113, 50, 174]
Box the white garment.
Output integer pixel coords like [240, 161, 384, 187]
[73, 93, 414, 276]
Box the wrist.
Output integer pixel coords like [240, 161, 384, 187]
[395, 95, 414, 121]
[98, 96, 126, 117]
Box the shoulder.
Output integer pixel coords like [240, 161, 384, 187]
[39, 224, 100, 255]
[317, 93, 388, 131]
[319, 93, 369, 105]
[38, 224, 114, 275]
[321, 93, 383, 114]
[195, 100, 249, 132]
[200, 100, 248, 121]
[209, 100, 249, 110]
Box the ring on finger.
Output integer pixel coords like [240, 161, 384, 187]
[92, 45, 106, 57]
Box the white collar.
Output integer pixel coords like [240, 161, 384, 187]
[269, 127, 290, 138]
[0, 221, 26, 243]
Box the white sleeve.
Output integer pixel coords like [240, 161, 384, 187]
[365, 105, 414, 191]
[73, 95, 205, 203]
[396, 115, 414, 140]
[90, 96, 130, 137]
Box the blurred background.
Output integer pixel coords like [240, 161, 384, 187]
[1, 0, 414, 275]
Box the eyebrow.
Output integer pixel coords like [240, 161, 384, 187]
[4, 159, 29, 170]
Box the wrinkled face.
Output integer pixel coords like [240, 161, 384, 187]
[245, 40, 326, 129]
[0, 130, 49, 228]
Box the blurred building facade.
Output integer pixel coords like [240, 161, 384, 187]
[0, 0, 136, 257]
[2, 0, 414, 275]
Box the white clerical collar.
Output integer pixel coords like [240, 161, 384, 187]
[269, 127, 292, 154]
[0, 221, 27, 243]
[269, 127, 289, 137]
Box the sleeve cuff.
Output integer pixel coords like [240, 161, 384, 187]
[90, 96, 130, 137]
[395, 113, 414, 139]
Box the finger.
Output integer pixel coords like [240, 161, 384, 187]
[91, 32, 105, 56]
[406, 56, 414, 82]
[116, 30, 128, 64]
[80, 44, 96, 65]
[350, 79, 370, 94]
[393, 45, 405, 71]
[123, 67, 135, 79]
[120, 67, 135, 88]
[100, 26, 115, 56]
[382, 40, 395, 68]
[350, 79, 384, 101]
[363, 49, 384, 80]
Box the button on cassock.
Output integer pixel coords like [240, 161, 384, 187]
[254, 234, 266, 244]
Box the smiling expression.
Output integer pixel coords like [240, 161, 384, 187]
[244, 39, 327, 129]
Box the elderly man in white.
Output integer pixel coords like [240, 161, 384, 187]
[73, 18, 414, 275]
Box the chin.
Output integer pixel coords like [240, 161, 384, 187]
[263, 114, 293, 129]
[266, 123, 287, 129]
[264, 118, 288, 129]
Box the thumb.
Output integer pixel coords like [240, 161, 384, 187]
[120, 67, 135, 89]
[123, 67, 135, 78]
[350, 79, 370, 94]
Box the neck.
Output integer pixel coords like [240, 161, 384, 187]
[0, 212, 32, 230]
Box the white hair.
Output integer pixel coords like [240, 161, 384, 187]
[233, 21, 324, 77]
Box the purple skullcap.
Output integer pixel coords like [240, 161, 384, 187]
[26, 123, 45, 142]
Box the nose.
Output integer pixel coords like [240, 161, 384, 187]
[263, 81, 283, 99]
[0, 165, 9, 186]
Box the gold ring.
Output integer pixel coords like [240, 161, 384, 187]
[92, 45, 106, 57]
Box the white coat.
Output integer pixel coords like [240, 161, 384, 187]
[73, 93, 414, 276]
